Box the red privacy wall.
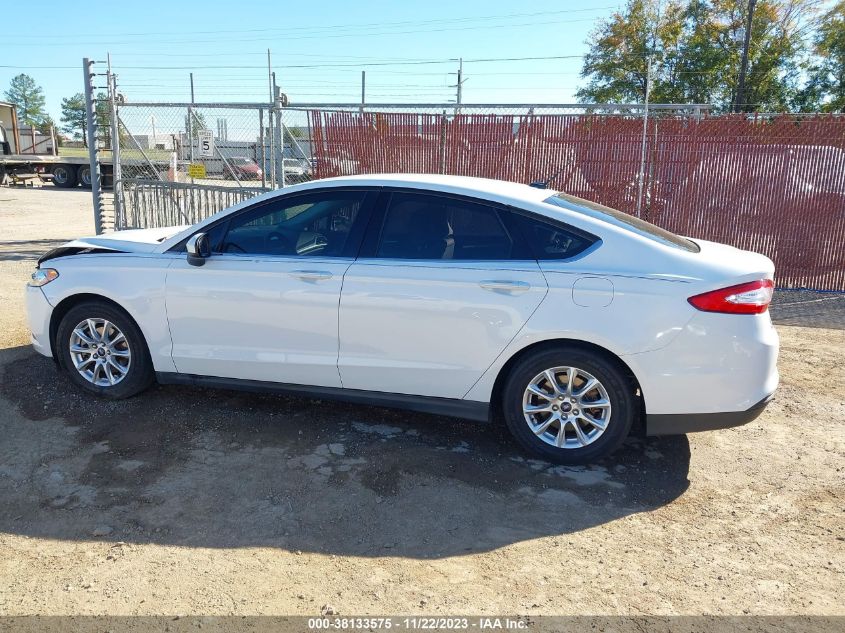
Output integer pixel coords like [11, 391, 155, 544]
[309, 111, 845, 290]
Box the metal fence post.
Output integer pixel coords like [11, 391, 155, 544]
[82, 58, 103, 235]
[274, 87, 285, 187]
[107, 62, 123, 230]
[258, 108, 267, 189]
[439, 110, 448, 175]
[636, 58, 652, 219]
[267, 102, 276, 188]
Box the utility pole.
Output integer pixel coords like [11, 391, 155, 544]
[267, 49, 274, 103]
[450, 58, 467, 114]
[361, 70, 366, 112]
[733, 0, 757, 113]
[456, 58, 463, 105]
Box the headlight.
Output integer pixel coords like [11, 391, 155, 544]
[29, 268, 59, 287]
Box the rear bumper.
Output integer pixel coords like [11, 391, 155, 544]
[623, 310, 779, 417]
[646, 393, 774, 436]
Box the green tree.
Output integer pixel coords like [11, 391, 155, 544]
[798, 1, 845, 111]
[4, 73, 47, 126]
[724, 0, 814, 112]
[92, 92, 112, 146]
[60, 93, 87, 143]
[576, 0, 818, 112]
[185, 111, 208, 139]
[575, 0, 687, 103]
[37, 114, 56, 135]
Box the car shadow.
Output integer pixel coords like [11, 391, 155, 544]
[0, 345, 691, 559]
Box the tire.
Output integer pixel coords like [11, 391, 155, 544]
[502, 346, 635, 465]
[52, 165, 77, 188]
[77, 165, 92, 189]
[56, 300, 154, 399]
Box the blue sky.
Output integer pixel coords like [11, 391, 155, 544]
[2, 1, 622, 121]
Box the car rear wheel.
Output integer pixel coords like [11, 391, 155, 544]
[56, 301, 154, 399]
[502, 346, 635, 464]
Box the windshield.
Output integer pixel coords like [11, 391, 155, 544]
[231, 157, 252, 165]
[545, 193, 699, 252]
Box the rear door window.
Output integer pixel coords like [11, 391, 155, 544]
[375, 192, 521, 260]
[506, 212, 597, 260]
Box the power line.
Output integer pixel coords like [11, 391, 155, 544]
[4, 16, 604, 47]
[4, 7, 615, 40]
[0, 55, 590, 72]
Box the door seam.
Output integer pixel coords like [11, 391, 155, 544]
[162, 259, 181, 373]
[335, 261, 355, 388]
[460, 262, 551, 400]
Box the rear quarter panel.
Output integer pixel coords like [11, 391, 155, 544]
[463, 236, 699, 402]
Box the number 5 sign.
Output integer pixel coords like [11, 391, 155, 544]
[198, 129, 214, 157]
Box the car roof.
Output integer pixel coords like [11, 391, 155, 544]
[307, 173, 554, 205]
[158, 174, 562, 253]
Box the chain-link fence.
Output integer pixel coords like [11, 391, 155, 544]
[110, 102, 277, 228]
[98, 94, 845, 290]
[285, 103, 702, 210]
[283, 104, 845, 291]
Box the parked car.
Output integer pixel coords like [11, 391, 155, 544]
[223, 156, 263, 181]
[283, 158, 311, 184]
[26, 174, 778, 464]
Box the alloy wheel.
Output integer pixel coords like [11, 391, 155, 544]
[522, 366, 612, 449]
[69, 318, 132, 386]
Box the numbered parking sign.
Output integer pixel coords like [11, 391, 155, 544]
[199, 129, 214, 157]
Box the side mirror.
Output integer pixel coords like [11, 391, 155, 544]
[186, 233, 211, 267]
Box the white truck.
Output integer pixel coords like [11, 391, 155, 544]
[0, 100, 113, 188]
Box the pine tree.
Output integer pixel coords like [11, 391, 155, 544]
[60, 93, 87, 143]
[4, 74, 48, 126]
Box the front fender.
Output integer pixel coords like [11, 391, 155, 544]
[40, 254, 177, 373]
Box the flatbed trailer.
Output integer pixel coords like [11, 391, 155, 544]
[1, 100, 117, 188]
[0, 154, 114, 188]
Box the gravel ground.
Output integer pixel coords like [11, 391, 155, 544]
[0, 186, 842, 618]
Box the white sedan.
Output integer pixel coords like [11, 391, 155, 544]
[25, 174, 779, 464]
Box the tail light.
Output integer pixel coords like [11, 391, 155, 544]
[688, 279, 774, 314]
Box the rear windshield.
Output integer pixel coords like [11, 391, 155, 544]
[545, 193, 700, 253]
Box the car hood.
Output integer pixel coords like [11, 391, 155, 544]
[38, 226, 189, 264]
[64, 225, 189, 253]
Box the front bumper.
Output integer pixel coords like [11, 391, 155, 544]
[646, 393, 774, 436]
[25, 285, 54, 358]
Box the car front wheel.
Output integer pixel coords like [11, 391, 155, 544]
[56, 301, 154, 399]
[502, 346, 635, 464]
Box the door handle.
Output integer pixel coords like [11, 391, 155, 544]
[291, 270, 333, 281]
[479, 280, 530, 292]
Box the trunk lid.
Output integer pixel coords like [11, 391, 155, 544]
[687, 238, 775, 285]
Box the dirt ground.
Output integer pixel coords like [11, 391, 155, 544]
[0, 186, 842, 618]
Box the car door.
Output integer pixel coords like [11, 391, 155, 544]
[166, 188, 375, 387]
[338, 190, 549, 400]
